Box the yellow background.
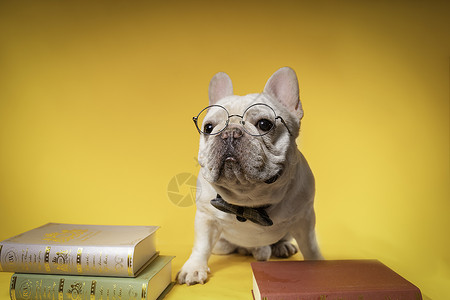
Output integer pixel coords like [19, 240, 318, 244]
[0, 1, 449, 299]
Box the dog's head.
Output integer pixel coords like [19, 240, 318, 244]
[195, 67, 304, 205]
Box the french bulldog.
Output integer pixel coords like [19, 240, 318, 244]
[177, 67, 323, 285]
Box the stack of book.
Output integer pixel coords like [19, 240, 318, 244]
[0, 223, 174, 300]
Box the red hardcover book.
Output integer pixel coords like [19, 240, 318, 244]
[251, 260, 422, 300]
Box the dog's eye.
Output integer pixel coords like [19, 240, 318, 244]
[204, 123, 214, 134]
[256, 119, 274, 132]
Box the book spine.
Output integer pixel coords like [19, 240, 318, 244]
[10, 273, 149, 300]
[0, 243, 134, 277]
[260, 291, 422, 300]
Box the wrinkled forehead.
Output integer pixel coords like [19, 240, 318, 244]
[215, 93, 273, 115]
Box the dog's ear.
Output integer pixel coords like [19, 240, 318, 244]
[209, 72, 233, 105]
[264, 67, 303, 120]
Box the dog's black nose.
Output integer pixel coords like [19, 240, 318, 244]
[220, 126, 243, 140]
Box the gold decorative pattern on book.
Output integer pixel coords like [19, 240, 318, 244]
[53, 250, 69, 272]
[44, 247, 51, 272]
[90, 281, 97, 300]
[43, 229, 88, 243]
[10, 275, 17, 300]
[18, 280, 33, 299]
[58, 279, 64, 300]
[76, 248, 83, 273]
[141, 283, 147, 300]
[127, 249, 133, 276]
[67, 282, 83, 300]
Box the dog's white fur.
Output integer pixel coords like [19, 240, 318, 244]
[177, 67, 323, 285]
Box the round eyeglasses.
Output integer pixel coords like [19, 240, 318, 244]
[192, 103, 292, 137]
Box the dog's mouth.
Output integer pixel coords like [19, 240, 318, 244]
[220, 153, 283, 185]
[219, 152, 239, 177]
[224, 155, 237, 163]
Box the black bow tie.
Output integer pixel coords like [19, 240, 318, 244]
[210, 194, 273, 226]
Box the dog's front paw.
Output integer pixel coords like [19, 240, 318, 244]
[271, 240, 298, 258]
[177, 260, 210, 286]
[252, 245, 272, 261]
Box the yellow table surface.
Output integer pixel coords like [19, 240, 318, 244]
[0, 250, 284, 300]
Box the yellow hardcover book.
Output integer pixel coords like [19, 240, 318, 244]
[0, 223, 159, 277]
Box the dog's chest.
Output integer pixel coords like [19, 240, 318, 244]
[218, 216, 291, 248]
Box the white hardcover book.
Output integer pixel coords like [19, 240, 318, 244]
[0, 223, 159, 277]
